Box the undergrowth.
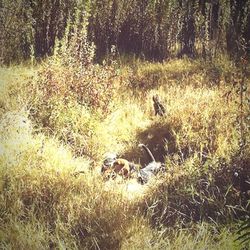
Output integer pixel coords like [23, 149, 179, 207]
[0, 55, 249, 249]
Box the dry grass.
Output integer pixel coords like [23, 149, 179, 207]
[0, 57, 249, 249]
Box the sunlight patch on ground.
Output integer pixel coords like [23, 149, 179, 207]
[103, 178, 148, 201]
[122, 180, 146, 200]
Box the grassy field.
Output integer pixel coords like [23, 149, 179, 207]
[0, 56, 249, 249]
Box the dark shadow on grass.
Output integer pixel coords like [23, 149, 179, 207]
[136, 148, 250, 230]
[122, 121, 179, 166]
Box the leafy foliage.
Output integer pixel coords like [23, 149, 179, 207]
[1, 0, 249, 63]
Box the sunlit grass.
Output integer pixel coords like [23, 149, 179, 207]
[121, 220, 242, 250]
[0, 57, 249, 249]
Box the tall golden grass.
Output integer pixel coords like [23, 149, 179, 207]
[0, 57, 249, 249]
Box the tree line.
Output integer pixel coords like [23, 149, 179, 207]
[0, 0, 249, 64]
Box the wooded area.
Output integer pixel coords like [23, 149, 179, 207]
[1, 0, 249, 64]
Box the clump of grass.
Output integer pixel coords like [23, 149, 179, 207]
[0, 218, 53, 250]
[121, 220, 244, 250]
[0, 66, 37, 117]
[125, 57, 238, 92]
[120, 57, 249, 231]
[0, 114, 140, 249]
